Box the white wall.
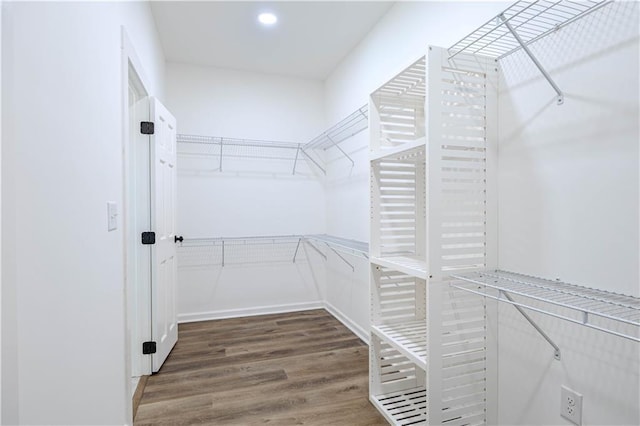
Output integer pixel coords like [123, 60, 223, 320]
[1, 1, 165, 424]
[497, 2, 639, 424]
[165, 63, 327, 321]
[322, 0, 507, 340]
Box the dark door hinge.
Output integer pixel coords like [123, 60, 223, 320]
[141, 232, 156, 245]
[140, 121, 155, 135]
[142, 341, 157, 355]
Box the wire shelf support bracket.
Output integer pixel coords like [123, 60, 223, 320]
[448, 0, 612, 106]
[499, 13, 564, 105]
[502, 290, 562, 360]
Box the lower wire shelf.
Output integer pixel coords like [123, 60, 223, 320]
[371, 387, 427, 426]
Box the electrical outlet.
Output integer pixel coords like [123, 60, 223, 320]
[561, 386, 583, 425]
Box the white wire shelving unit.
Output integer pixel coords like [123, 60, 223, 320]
[448, 0, 611, 105]
[176, 134, 325, 175]
[177, 235, 304, 267]
[451, 270, 640, 351]
[176, 104, 368, 174]
[304, 234, 368, 271]
[177, 234, 368, 270]
[304, 105, 369, 167]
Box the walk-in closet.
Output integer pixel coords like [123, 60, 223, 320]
[1, 1, 638, 425]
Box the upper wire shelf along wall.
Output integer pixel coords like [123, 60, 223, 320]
[177, 134, 325, 175]
[449, 0, 610, 59]
[176, 105, 370, 173]
[448, 0, 611, 105]
[177, 234, 368, 270]
[304, 104, 369, 167]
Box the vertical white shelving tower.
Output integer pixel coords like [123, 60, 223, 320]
[369, 47, 498, 425]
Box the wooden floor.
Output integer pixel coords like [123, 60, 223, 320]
[135, 309, 387, 425]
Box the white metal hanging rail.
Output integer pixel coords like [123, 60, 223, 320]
[177, 134, 326, 175]
[451, 270, 640, 354]
[448, 0, 611, 106]
[304, 104, 369, 166]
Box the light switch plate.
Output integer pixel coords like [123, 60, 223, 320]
[107, 202, 118, 231]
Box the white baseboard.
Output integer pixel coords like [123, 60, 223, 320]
[177, 301, 324, 323]
[323, 301, 369, 345]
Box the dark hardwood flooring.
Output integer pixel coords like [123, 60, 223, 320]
[135, 309, 387, 425]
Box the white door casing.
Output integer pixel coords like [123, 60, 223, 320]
[150, 97, 178, 372]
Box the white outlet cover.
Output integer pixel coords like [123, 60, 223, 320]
[561, 385, 583, 425]
[107, 202, 118, 231]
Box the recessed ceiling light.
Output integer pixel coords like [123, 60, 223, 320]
[258, 12, 277, 26]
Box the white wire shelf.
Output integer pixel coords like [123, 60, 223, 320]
[178, 234, 368, 270]
[177, 106, 368, 173]
[303, 105, 369, 167]
[451, 270, 640, 342]
[449, 0, 610, 60]
[370, 387, 427, 426]
[177, 134, 325, 175]
[178, 235, 306, 267]
[305, 105, 368, 151]
[304, 234, 368, 256]
[371, 256, 428, 280]
[372, 321, 427, 370]
[448, 0, 611, 105]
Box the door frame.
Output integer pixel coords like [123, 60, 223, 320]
[121, 27, 152, 424]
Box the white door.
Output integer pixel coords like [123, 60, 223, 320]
[150, 97, 178, 372]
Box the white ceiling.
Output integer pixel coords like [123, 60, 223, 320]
[150, 1, 394, 80]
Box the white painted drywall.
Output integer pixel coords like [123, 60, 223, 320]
[497, 2, 640, 424]
[165, 63, 327, 321]
[1, 1, 165, 424]
[322, 0, 507, 341]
